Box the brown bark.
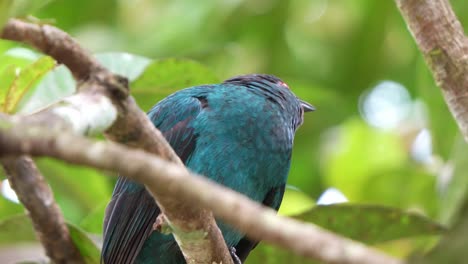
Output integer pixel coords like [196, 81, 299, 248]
[395, 0, 468, 141]
[2, 157, 84, 264]
[1, 19, 102, 80]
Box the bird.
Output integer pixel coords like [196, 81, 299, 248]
[101, 74, 314, 264]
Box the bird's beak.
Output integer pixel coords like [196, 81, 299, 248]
[300, 100, 315, 112]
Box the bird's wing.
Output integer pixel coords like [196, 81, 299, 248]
[234, 184, 286, 261]
[101, 178, 158, 264]
[101, 95, 204, 264]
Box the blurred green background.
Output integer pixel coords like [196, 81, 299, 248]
[1, 0, 468, 263]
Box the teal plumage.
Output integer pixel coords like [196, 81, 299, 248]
[102, 74, 313, 263]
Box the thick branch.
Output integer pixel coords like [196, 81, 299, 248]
[1, 18, 231, 264]
[1, 19, 102, 80]
[395, 0, 468, 140]
[0, 118, 402, 264]
[1, 157, 84, 264]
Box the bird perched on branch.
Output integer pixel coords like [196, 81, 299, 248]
[101, 74, 314, 264]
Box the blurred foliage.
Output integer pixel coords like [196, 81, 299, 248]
[0, 214, 100, 264]
[295, 204, 444, 244]
[1, 0, 468, 262]
[132, 58, 219, 110]
[0, 55, 55, 113]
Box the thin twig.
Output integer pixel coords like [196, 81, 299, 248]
[0, 117, 403, 264]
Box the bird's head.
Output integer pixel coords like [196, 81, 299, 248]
[223, 74, 314, 130]
[223, 74, 315, 114]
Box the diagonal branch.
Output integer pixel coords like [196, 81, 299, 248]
[1, 157, 85, 264]
[1, 19, 102, 80]
[395, 0, 468, 140]
[0, 116, 403, 264]
[395, 0, 468, 262]
[1, 18, 232, 264]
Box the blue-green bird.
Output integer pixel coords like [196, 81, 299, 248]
[101, 74, 314, 263]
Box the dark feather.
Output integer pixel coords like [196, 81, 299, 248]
[235, 184, 286, 261]
[101, 96, 205, 264]
[102, 178, 158, 263]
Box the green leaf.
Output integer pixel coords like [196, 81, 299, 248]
[438, 136, 468, 225]
[246, 243, 318, 264]
[0, 47, 40, 74]
[67, 222, 101, 264]
[79, 202, 107, 234]
[0, 214, 36, 245]
[17, 51, 151, 114]
[278, 185, 315, 216]
[35, 158, 113, 224]
[0, 214, 100, 264]
[9, 0, 54, 17]
[412, 199, 468, 264]
[131, 58, 219, 111]
[0, 180, 23, 220]
[323, 118, 407, 200]
[295, 204, 445, 244]
[0, 48, 44, 113]
[321, 118, 439, 216]
[3, 56, 55, 113]
[0, 197, 23, 220]
[18, 64, 75, 114]
[0, 0, 12, 30]
[0, 65, 16, 112]
[95, 52, 151, 81]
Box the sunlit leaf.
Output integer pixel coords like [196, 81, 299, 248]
[0, 48, 43, 113]
[0, 47, 39, 74]
[0, 0, 12, 30]
[131, 58, 219, 111]
[278, 185, 315, 216]
[3, 56, 55, 113]
[18, 65, 75, 114]
[375, 236, 439, 259]
[18, 52, 151, 114]
[0, 65, 16, 112]
[10, 0, 54, 17]
[96, 52, 151, 81]
[295, 204, 445, 244]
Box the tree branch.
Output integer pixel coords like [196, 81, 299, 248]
[1, 157, 85, 264]
[1, 19, 102, 80]
[0, 116, 403, 264]
[1, 18, 232, 264]
[395, 0, 468, 140]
